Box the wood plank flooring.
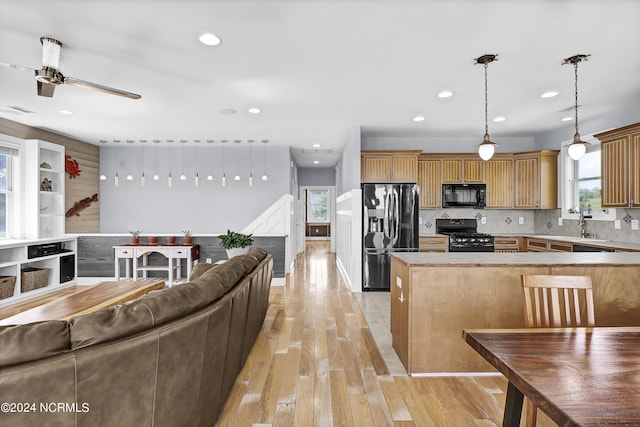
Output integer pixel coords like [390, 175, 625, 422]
[218, 241, 556, 426]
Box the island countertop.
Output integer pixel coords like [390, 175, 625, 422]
[391, 251, 640, 266]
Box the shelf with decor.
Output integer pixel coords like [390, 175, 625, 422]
[0, 237, 77, 307]
[24, 140, 66, 239]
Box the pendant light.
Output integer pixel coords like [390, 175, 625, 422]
[179, 140, 187, 181]
[114, 141, 120, 187]
[167, 146, 173, 187]
[248, 139, 254, 187]
[234, 140, 241, 181]
[221, 140, 227, 187]
[140, 140, 146, 187]
[563, 54, 591, 160]
[206, 140, 214, 181]
[153, 140, 160, 181]
[261, 139, 269, 181]
[126, 140, 134, 181]
[99, 140, 107, 181]
[474, 54, 499, 161]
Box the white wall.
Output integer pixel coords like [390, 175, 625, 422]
[99, 145, 291, 233]
[336, 189, 362, 292]
[336, 126, 362, 196]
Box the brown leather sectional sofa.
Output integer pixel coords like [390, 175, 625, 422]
[0, 248, 273, 426]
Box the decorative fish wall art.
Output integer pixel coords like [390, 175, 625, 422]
[66, 193, 99, 217]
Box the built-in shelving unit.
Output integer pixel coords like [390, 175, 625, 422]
[0, 237, 77, 307]
[24, 140, 66, 239]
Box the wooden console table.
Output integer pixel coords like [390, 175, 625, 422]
[114, 244, 200, 286]
[0, 279, 165, 325]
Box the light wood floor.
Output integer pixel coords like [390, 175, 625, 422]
[218, 241, 555, 427]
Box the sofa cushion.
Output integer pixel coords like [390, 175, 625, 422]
[189, 262, 220, 281]
[127, 278, 226, 327]
[0, 321, 69, 367]
[69, 303, 154, 349]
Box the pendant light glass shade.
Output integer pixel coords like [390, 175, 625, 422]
[474, 54, 499, 161]
[100, 173, 107, 181]
[563, 54, 591, 161]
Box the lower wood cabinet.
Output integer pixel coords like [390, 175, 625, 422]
[494, 236, 520, 253]
[419, 236, 448, 252]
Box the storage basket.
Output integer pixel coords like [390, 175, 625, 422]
[0, 276, 16, 300]
[20, 268, 50, 292]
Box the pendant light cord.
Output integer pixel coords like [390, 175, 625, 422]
[574, 61, 580, 136]
[484, 62, 489, 135]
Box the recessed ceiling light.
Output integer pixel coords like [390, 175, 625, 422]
[493, 116, 506, 122]
[313, 160, 320, 165]
[198, 33, 221, 46]
[437, 90, 453, 98]
[219, 108, 237, 114]
[248, 107, 261, 114]
[312, 144, 320, 148]
[413, 115, 425, 122]
[59, 109, 74, 115]
[561, 116, 573, 122]
[541, 91, 559, 98]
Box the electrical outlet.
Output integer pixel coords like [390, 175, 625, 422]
[558, 218, 563, 226]
[419, 216, 423, 225]
[632, 220, 639, 230]
[206, 258, 212, 263]
[481, 216, 487, 224]
[614, 220, 621, 230]
[518, 217, 524, 225]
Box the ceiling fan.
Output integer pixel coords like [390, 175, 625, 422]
[0, 36, 141, 99]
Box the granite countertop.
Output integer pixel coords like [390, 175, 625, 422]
[391, 251, 640, 267]
[418, 233, 640, 251]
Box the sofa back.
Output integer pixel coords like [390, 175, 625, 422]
[0, 249, 273, 427]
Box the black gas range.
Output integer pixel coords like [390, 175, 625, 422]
[435, 218, 495, 252]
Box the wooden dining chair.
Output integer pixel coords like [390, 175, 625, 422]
[520, 274, 596, 426]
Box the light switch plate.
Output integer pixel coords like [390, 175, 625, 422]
[614, 220, 621, 230]
[419, 216, 423, 225]
[481, 216, 487, 224]
[558, 218, 563, 226]
[518, 217, 524, 225]
[396, 276, 402, 288]
[632, 220, 639, 230]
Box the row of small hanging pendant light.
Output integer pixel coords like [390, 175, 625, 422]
[474, 53, 590, 161]
[102, 139, 269, 187]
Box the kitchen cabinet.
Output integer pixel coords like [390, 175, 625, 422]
[494, 236, 520, 253]
[419, 235, 448, 252]
[417, 156, 442, 208]
[513, 150, 559, 209]
[596, 122, 640, 208]
[484, 155, 513, 208]
[24, 140, 66, 239]
[441, 156, 484, 183]
[526, 237, 572, 252]
[360, 150, 421, 183]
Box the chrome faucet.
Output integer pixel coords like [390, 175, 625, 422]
[579, 211, 588, 238]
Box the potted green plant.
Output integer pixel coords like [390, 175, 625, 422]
[218, 229, 253, 259]
[129, 230, 141, 245]
[182, 230, 193, 245]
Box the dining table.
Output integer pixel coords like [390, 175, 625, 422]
[462, 326, 640, 427]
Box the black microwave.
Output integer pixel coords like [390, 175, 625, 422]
[442, 183, 486, 208]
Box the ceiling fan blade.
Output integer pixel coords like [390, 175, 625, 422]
[0, 61, 37, 73]
[63, 76, 141, 99]
[37, 81, 56, 97]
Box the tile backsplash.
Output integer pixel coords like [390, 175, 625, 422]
[534, 208, 640, 243]
[419, 209, 535, 234]
[421, 208, 640, 243]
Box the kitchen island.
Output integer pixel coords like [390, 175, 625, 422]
[390, 252, 640, 374]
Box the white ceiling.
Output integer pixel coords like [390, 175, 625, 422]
[0, 0, 638, 167]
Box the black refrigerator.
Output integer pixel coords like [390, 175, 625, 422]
[362, 183, 419, 291]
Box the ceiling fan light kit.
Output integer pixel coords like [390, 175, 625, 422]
[0, 36, 141, 99]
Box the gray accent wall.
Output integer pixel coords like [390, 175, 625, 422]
[77, 235, 286, 278]
[99, 145, 291, 233]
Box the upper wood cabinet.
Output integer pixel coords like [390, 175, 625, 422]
[484, 155, 513, 208]
[361, 150, 421, 183]
[513, 150, 559, 209]
[596, 122, 640, 208]
[441, 157, 484, 183]
[417, 156, 442, 208]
